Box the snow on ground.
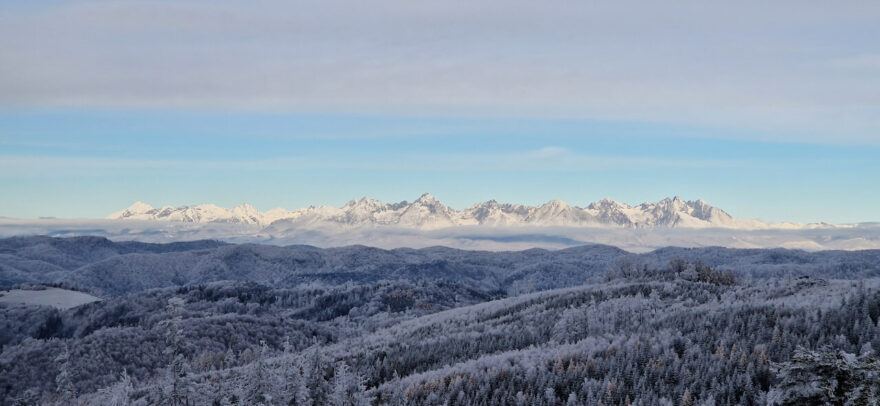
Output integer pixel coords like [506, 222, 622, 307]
[0, 287, 101, 309]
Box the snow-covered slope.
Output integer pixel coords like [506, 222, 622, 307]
[107, 194, 798, 230]
[108, 202, 265, 225]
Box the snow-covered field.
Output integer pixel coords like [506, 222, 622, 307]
[0, 287, 100, 309]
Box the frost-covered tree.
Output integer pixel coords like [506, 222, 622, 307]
[161, 297, 191, 406]
[768, 347, 880, 405]
[304, 346, 331, 405]
[54, 343, 77, 404]
[281, 355, 313, 406]
[245, 340, 280, 405]
[544, 387, 558, 405]
[5, 238, 880, 405]
[552, 307, 589, 344]
[92, 368, 133, 406]
[330, 361, 369, 406]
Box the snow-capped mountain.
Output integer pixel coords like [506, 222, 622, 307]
[108, 202, 265, 225]
[108, 194, 777, 230]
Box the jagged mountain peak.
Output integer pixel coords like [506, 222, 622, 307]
[414, 193, 440, 204]
[108, 195, 769, 229]
[589, 198, 628, 210]
[127, 201, 154, 212]
[542, 199, 570, 208]
[343, 197, 385, 209]
[107, 201, 156, 220]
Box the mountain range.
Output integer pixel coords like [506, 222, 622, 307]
[108, 194, 798, 230]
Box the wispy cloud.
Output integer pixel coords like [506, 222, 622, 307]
[378, 147, 740, 172]
[0, 147, 740, 177]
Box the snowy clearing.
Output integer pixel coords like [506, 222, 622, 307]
[0, 287, 100, 309]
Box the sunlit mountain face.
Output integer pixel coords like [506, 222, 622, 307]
[108, 194, 768, 229]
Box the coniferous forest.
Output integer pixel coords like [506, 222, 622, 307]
[2, 236, 879, 405]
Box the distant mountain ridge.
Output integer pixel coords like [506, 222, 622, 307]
[108, 194, 792, 230]
[2, 235, 879, 296]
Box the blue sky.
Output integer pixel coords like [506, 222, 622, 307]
[2, 110, 877, 223]
[1, 1, 879, 223]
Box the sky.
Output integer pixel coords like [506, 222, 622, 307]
[1, 0, 879, 223]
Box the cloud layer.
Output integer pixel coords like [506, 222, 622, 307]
[2, 0, 879, 142]
[1, 218, 878, 253]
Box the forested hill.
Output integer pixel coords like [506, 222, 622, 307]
[3, 274, 879, 404]
[3, 236, 880, 297]
[2, 236, 880, 404]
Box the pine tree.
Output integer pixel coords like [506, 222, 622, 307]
[247, 339, 279, 405]
[283, 335, 296, 355]
[772, 325, 782, 344]
[282, 354, 313, 406]
[305, 346, 331, 405]
[552, 307, 588, 344]
[109, 368, 134, 406]
[330, 361, 369, 406]
[544, 387, 558, 405]
[387, 370, 407, 406]
[680, 389, 693, 406]
[225, 346, 238, 368]
[515, 391, 528, 406]
[162, 297, 191, 406]
[94, 368, 134, 406]
[54, 342, 77, 404]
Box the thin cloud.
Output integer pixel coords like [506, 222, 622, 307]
[1, 1, 879, 143]
[0, 148, 741, 177]
[829, 54, 880, 70]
